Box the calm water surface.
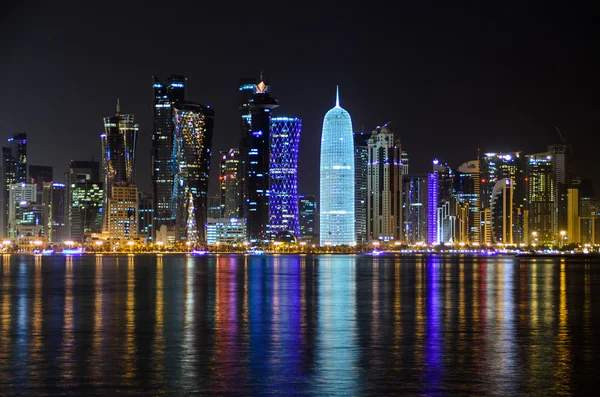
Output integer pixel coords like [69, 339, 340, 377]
[1, 254, 600, 395]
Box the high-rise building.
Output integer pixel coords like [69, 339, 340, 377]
[172, 102, 214, 243]
[401, 151, 409, 176]
[427, 173, 438, 245]
[107, 183, 138, 240]
[138, 192, 154, 239]
[206, 218, 247, 245]
[101, 100, 138, 232]
[152, 75, 186, 236]
[7, 183, 37, 238]
[549, 144, 573, 242]
[567, 187, 579, 244]
[454, 160, 481, 243]
[66, 161, 103, 242]
[241, 75, 278, 243]
[432, 159, 453, 203]
[1, 133, 27, 237]
[220, 148, 241, 218]
[299, 195, 317, 242]
[269, 117, 301, 239]
[402, 175, 428, 244]
[208, 196, 222, 219]
[366, 125, 402, 242]
[238, 77, 256, 225]
[525, 152, 554, 245]
[42, 182, 66, 243]
[490, 178, 513, 245]
[320, 87, 355, 246]
[354, 130, 372, 245]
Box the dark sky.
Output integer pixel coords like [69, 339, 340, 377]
[2, 1, 599, 196]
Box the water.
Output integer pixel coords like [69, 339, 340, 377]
[1, 254, 600, 396]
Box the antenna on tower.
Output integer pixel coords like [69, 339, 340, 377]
[116, 98, 121, 114]
[336, 85, 340, 107]
[555, 126, 565, 143]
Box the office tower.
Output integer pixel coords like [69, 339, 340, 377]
[432, 159, 453, 203]
[567, 187, 579, 244]
[152, 74, 186, 235]
[107, 183, 138, 240]
[299, 194, 317, 242]
[238, 78, 256, 222]
[402, 175, 428, 244]
[1, 133, 27, 237]
[354, 130, 372, 245]
[366, 125, 402, 242]
[454, 160, 480, 243]
[66, 161, 103, 242]
[138, 192, 154, 239]
[220, 148, 241, 218]
[525, 152, 554, 245]
[101, 100, 138, 232]
[549, 144, 573, 242]
[7, 183, 37, 238]
[241, 75, 278, 243]
[269, 117, 301, 239]
[208, 196, 222, 219]
[42, 182, 66, 243]
[320, 87, 355, 246]
[28, 165, 53, 186]
[490, 178, 513, 245]
[401, 151, 409, 176]
[172, 102, 214, 243]
[427, 173, 438, 244]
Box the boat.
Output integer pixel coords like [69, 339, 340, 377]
[62, 247, 83, 255]
[191, 250, 207, 255]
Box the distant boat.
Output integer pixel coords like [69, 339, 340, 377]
[42, 249, 55, 255]
[191, 250, 207, 255]
[372, 250, 383, 256]
[62, 248, 83, 255]
[246, 249, 264, 255]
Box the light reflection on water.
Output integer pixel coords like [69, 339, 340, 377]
[0, 254, 599, 395]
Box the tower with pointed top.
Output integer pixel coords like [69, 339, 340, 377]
[241, 74, 279, 243]
[101, 99, 138, 235]
[319, 87, 355, 246]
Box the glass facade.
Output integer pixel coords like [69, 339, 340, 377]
[402, 175, 428, 244]
[2, 133, 27, 237]
[152, 75, 186, 234]
[354, 131, 371, 245]
[319, 88, 355, 246]
[526, 152, 554, 244]
[299, 195, 316, 242]
[66, 161, 103, 242]
[220, 148, 241, 219]
[172, 102, 214, 244]
[269, 117, 301, 239]
[454, 160, 480, 243]
[42, 182, 66, 243]
[427, 173, 438, 245]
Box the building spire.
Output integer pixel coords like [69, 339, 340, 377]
[336, 85, 340, 107]
[116, 98, 121, 114]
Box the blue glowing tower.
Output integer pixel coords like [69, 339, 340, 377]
[319, 87, 355, 246]
[269, 117, 301, 240]
[427, 172, 438, 245]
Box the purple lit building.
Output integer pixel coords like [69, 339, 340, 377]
[427, 173, 438, 245]
[269, 117, 301, 240]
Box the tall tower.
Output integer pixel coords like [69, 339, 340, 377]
[219, 148, 241, 219]
[1, 133, 27, 237]
[490, 178, 513, 245]
[549, 143, 573, 242]
[172, 102, 214, 244]
[366, 125, 402, 241]
[454, 160, 481, 244]
[319, 87, 355, 246]
[402, 175, 428, 244]
[525, 152, 554, 245]
[269, 117, 302, 239]
[66, 161, 103, 242]
[242, 74, 278, 243]
[152, 75, 186, 235]
[101, 100, 138, 233]
[427, 173, 438, 245]
[354, 130, 372, 245]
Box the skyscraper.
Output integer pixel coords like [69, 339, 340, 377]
[138, 192, 154, 240]
[454, 160, 480, 244]
[66, 161, 103, 242]
[401, 151, 409, 176]
[366, 125, 402, 241]
[549, 143, 573, 242]
[402, 175, 428, 244]
[1, 133, 27, 237]
[42, 182, 66, 243]
[219, 148, 241, 219]
[525, 152, 554, 245]
[101, 100, 138, 233]
[320, 87, 355, 246]
[299, 195, 317, 242]
[567, 187, 579, 244]
[172, 102, 214, 243]
[269, 117, 301, 239]
[427, 173, 438, 245]
[152, 75, 186, 235]
[490, 178, 513, 245]
[242, 75, 278, 243]
[107, 183, 138, 240]
[354, 130, 372, 245]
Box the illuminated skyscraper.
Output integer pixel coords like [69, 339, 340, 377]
[525, 152, 554, 245]
[66, 161, 103, 242]
[269, 117, 301, 238]
[454, 160, 480, 243]
[107, 183, 138, 240]
[220, 148, 241, 218]
[152, 74, 186, 235]
[567, 187, 579, 243]
[1, 133, 27, 237]
[490, 178, 513, 245]
[242, 75, 278, 243]
[354, 130, 371, 245]
[320, 87, 355, 246]
[549, 143, 573, 242]
[427, 173, 438, 245]
[402, 175, 428, 244]
[366, 125, 402, 241]
[138, 192, 154, 239]
[101, 100, 138, 232]
[42, 182, 66, 243]
[299, 195, 316, 242]
[172, 102, 214, 243]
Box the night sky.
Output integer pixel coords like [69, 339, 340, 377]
[2, 1, 598, 196]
